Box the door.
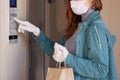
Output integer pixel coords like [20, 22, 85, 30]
[28, 0, 67, 80]
[28, 0, 45, 80]
[47, 0, 67, 67]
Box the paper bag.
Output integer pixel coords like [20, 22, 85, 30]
[46, 63, 74, 80]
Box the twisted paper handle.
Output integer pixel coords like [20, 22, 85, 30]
[56, 62, 66, 68]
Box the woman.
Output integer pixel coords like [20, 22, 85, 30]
[15, 0, 118, 79]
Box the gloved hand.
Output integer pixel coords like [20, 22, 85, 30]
[53, 47, 65, 62]
[14, 18, 40, 36]
[53, 42, 69, 62]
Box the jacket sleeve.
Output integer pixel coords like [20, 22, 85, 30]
[32, 31, 66, 57]
[65, 26, 109, 78]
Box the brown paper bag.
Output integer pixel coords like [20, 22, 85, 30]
[46, 62, 74, 80]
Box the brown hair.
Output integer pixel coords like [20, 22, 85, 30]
[64, 0, 103, 40]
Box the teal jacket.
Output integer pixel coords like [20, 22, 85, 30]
[33, 11, 118, 80]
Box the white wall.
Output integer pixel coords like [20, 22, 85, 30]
[101, 0, 120, 79]
[0, 0, 28, 80]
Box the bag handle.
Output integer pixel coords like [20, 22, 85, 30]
[56, 62, 66, 68]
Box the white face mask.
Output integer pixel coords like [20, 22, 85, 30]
[70, 0, 89, 15]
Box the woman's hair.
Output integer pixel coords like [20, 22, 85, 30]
[64, 0, 103, 39]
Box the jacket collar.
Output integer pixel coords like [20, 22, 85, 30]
[81, 10, 101, 30]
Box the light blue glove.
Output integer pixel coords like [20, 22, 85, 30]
[53, 43, 69, 62]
